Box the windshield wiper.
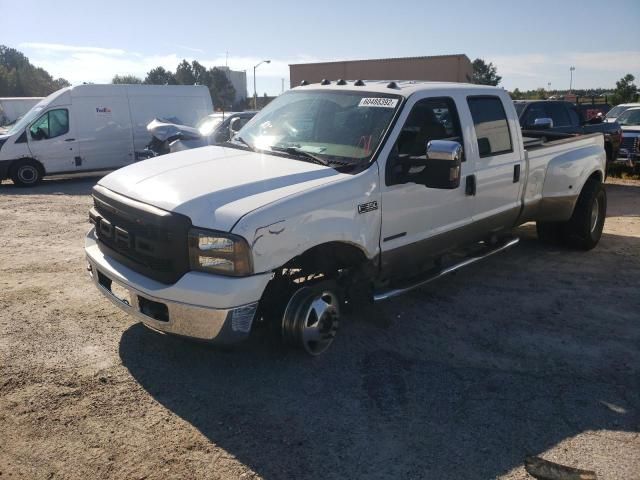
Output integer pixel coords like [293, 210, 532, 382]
[227, 136, 254, 152]
[270, 145, 329, 166]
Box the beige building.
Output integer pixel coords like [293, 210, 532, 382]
[289, 54, 472, 87]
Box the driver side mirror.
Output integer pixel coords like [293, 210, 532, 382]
[230, 117, 243, 134]
[423, 140, 462, 189]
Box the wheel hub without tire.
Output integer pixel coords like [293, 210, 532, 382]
[282, 286, 340, 356]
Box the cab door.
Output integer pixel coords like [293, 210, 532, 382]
[27, 108, 79, 174]
[379, 94, 476, 278]
[466, 95, 523, 231]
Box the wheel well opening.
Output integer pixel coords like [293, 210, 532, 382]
[588, 170, 603, 184]
[282, 242, 369, 274]
[10, 158, 45, 175]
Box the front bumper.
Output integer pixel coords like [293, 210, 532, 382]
[85, 228, 272, 344]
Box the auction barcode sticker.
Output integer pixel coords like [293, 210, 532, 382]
[358, 97, 399, 108]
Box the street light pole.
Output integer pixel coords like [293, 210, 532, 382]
[253, 60, 271, 110]
[569, 66, 575, 93]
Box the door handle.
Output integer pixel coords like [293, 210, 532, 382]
[465, 175, 476, 196]
[513, 164, 521, 183]
[65, 138, 75, 142]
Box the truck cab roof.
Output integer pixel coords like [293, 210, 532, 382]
[293, 80, 502, 98]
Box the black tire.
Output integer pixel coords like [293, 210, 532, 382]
[10, 159, 43, 187]
[562, 178, 607, 250]
[536, 221, 564, 245]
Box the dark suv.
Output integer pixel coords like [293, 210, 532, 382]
[514, 100, 622, 163]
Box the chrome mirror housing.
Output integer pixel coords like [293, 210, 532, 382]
[426, 139, 464, 162]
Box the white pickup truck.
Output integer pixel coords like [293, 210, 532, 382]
[85, 80, 607, 355]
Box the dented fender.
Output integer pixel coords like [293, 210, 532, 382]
[232, 165, 381, 274]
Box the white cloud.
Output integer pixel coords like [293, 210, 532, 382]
[18, 42, 324, 94]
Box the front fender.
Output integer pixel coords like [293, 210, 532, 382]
[232, 165, 381, 274]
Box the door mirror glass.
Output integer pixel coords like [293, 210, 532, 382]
[533, 117, 554, 129]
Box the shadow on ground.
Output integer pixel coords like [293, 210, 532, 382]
[119, 227, 640, 479]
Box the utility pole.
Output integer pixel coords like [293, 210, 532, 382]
[253, 59, 271, 109]
[569, 66, 575, 93]
[281, 78, 284, 94]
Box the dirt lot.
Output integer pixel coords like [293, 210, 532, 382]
[0, 176, 639, 480]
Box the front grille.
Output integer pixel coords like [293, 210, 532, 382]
[91, 185, 192, 284]
[621, 136, 638, 153]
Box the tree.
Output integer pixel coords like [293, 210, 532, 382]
[510, 88, 523, 100]
[0, 45, 70, 96]
[470, 58, 502, 86]
[174, 59, 196, 85]
[208, 67, 236, 109]
[144, 66, 175, 85]
[191, 60, 209, 85]
[112, 74, 142, 84]
[610, 74, 637, 105]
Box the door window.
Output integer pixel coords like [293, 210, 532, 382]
[29, 109, 69, 140]
[544, 103, 571, 127]
[523, 103, 546, 127]
[395, 97, 463, 157]
[467, 96, 513, 157]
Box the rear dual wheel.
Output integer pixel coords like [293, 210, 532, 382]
[536, 178, 606, 250]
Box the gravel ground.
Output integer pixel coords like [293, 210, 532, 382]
[0, 175, 638, 480]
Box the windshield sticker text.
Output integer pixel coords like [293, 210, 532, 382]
[358, 98, 398, 108]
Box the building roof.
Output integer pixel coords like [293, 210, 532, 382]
[289, 54, 471, 67]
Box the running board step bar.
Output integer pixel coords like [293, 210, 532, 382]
[373, 236, 520, 302]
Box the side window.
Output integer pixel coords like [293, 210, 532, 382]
[29, 109, 69, 141]
[523, 103, 546, 127]
[544, 103, 571, 127]
[467, 96, 513, 157]
[567, 106, 581, 126]
[395, 97, 463, 157]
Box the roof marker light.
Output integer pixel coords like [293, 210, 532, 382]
[387, 81, 399, 89]
[336, 79, 347, 85]
[300, 80, 309, 86]
[320, 79, 331, 85]
[354, 79, 365, 86]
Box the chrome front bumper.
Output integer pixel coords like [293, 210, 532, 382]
[85, 228, 271, 344]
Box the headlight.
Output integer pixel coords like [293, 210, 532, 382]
[188, 228, 253, 276]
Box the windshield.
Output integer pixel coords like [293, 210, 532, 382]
[236, 90, 402, 164]
[196, 116, 223, 136]
[605, 105, 631, 119]
[617, 109, 640, 126]
[6, 105, 45, 136]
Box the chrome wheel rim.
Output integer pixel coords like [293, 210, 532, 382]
[590, 198, 600, 233]
[18, 165, 38, 184]
[283, 287, 340, 356]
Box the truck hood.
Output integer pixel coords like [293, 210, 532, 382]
[98, 145, 349, 231]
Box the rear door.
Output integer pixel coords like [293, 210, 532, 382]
[26, 107, 79, 174]
[466, 95, 523, 230]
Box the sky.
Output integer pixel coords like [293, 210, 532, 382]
[1, 0, 639, 96]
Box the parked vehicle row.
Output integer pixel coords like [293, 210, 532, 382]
[85, 80, 607, 356]
[0, 84, 212, 186]
[138, 111, 257, 158]
[616, 107, 640, 165]
[513, 100, 622, 163]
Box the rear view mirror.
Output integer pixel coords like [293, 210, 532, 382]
[533, 117, 554, 129]
[423, 140, 463, 189]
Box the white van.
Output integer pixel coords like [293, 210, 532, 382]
[0, 84, 213, 186]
